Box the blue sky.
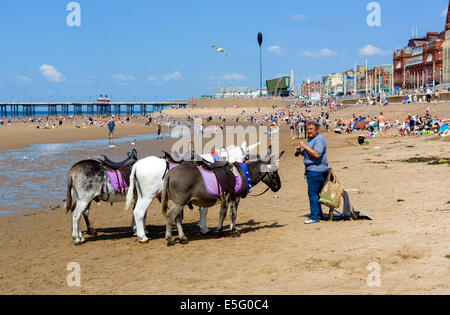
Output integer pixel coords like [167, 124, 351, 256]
[0, 0, 449, 102]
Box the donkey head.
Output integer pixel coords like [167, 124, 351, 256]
[257, 146, 284, 193]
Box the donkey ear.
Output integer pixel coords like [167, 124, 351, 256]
[241, 141, 247, 149]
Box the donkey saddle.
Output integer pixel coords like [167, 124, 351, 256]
[98, 150, 138, 197]
[164, 151, 236, 198]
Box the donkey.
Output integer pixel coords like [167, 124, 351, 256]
[160, 147, 284, 246]
[124, 142, 260, 243]
[296, 120, 306, 139]
[65, 150, 138, 245]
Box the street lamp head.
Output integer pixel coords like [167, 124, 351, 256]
[258, 32, 263, 47]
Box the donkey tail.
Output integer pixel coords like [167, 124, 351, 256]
[161, 173, 170, 216]
[125, 164, 137, 211]
[65, 173, 75, 213]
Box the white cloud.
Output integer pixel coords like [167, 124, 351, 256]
[358, 44, 391, 57]
[161, 71, 183, 81]
[112, 74, 136, 86]
[268, 45, 284, 56]
[112, 74, 136, 82]
[39, 64, 66, 83]
[441, 8, 448, 17]
[13, 75, 31, 84]
[221, 73, 247, 82]
[299, 48, 338, 59]
[147, 71, 183, 85]
[291, 14, 307, 21]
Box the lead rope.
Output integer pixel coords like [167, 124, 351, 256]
[247, 173, 271, 197]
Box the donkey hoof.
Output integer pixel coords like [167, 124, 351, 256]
[166, 236, 176, 247]
[74, 238, 86, 246]
[231, 230, 241, 238]
[180, 237, 189, 245]
[138, 238, 149, 244]
[87, 229, 97, 236]
[200, 228, 211, 235]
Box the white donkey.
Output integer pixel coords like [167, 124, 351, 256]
[125, 142, 259, 243]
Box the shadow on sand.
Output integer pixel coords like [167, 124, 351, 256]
[83, 219, 285, 244]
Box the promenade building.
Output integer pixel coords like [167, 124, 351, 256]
[266, 76, 291, 97]
[322, 72, 345, 95]
[443, 2, 450, 87]
[393, 2, 450, 90]
[358, 65, 394, 95]
[301, 80, 322, 96]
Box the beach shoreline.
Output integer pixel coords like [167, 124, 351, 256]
[1, 102, 449, 294]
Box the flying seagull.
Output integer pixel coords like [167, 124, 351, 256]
[212, 45, 227, 56]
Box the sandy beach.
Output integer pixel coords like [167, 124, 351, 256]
[0, 119, 159, 151]
[0, 102, 449, 295]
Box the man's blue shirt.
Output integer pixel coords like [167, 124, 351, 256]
[303, 134, 328, 172]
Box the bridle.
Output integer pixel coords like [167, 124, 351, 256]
[247, 168, 279, 197]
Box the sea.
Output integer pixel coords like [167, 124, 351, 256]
[0, 130, 178, 215]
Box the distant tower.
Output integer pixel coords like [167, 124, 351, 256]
[290, 70, 294, 96]
[443, 0, 450, 85]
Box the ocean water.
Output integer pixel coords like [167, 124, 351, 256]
[0, 131, 175, 215]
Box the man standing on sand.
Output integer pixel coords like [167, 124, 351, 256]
[296, 121, 329, 224]
[378, 112, 387, 132]
[108, 118, 115, 145]
[157, 123, 162, 139]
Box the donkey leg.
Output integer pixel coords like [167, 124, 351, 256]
[175, 215, 188, 244]
[229, 198, 241, 237]
[217, 202, 228, 235]
[83, 203, 97, 236]
[133, 197, 152, 243]
[131, 215, 136, 236]
[199, 207, 210, 234]
[165, 204, 184, 246]
[130, 204, 149, 236]
[72, 201, 89, 245]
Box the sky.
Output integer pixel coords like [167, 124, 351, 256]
[0, 0, 449, 102]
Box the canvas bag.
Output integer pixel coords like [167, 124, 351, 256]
[319, 169, 344, 209]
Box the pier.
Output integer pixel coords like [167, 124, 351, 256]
[0, 101, 187, 117]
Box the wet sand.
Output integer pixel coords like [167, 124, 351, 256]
[0, 102, 449, 294]
[0, 120, 159, 150]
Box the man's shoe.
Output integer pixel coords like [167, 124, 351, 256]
[305, 219, 320, 225]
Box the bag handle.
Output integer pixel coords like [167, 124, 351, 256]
[328, 169, 337, 184]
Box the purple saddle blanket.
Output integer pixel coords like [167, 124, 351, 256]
[106, 170, 129, 193]
[168, 163, 242, 197]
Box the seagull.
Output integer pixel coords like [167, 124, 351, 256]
[212, 45, 227, 56]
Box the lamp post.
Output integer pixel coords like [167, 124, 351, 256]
[258, 32, 263, 98]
